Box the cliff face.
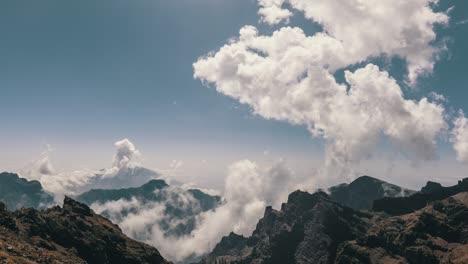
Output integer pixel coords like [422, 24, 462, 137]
[336, 192, 468, 264]
[200, 191, 372, 264]
[0, 197, 170, 264]
[200, 189, 468, 264]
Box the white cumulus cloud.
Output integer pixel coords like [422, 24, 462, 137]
[257, 0, 449, 83]
[194, 23, 447, 180]
[451, 111, 468, 162]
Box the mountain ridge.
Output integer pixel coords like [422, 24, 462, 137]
[76, 178, 222, 238]
[0, 196, 171, 264]
[328, 175, 416, 210]
[373, 177, 468, 215]
[199, 178, 468, 263]
[0, 172, 54, 211]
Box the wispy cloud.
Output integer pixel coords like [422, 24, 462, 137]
[457, 18, 468, 25]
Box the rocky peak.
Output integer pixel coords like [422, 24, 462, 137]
[421, 181, 443, 194]
[373, 177, 468, 215]
[201, 189, 370, 264]
[0, 196, 170, 264]
[141, 179, 169, 192]
[328, 175, 416, 210]
[287, 190, 328, 206]
[63, 196, 93, 216]
[200, 186, 468, 264]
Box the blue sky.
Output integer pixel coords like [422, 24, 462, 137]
[1, 0, 467, 189]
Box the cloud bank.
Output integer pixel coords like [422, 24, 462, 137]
[90, 160, 296, 262]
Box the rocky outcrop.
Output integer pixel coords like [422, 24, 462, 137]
[373, 178, 468, 215]
[200, 189, 468, 264]
[200, 191, 372, 263]
[336, 192, 468, 264]
[328, 175, 416, 210]
[0, 197, 170, 264]
[0, 172, 53, 211]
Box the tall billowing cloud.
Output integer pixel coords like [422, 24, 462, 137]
[451, 111, 468, 162]
[194, 23, 447, 180]
[113, 139, 140, 170]
[101, 138, 141, 178]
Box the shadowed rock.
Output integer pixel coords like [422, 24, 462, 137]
[329, 175, 416, 210]
[0, 172, 54, 210]
[0, 197, 171, 264]
[373, 178, 468, 215]
[200, 186, 468, 264]
[199, 191, 371, 264]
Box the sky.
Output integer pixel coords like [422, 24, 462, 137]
[1, 0, 468, 190]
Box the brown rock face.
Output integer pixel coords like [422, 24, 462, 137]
[200, 190, 468, 264]
[336, 193, 468, 264]
[200, 191, 372, 264]
[0, 197, 171, 264]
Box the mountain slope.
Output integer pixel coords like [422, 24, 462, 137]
[200, 186, 468, 263]
[0, 197, 170, 264]
[372, 177, 468, 215]
[0, 172, 53, 210]
[336, 192, 468, 263]
[76, 179, 222, 237]
[200, 191, 371, 264]
[328, 175, 416, 210]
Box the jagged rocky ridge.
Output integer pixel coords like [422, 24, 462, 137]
[200, 180, 468, 264]
[0, 197, 170, 264]
[76, 179, 222, 237]
[373, 177, 468, 215]
[328, 175, 416, 210]
[0, 172, 53, 211]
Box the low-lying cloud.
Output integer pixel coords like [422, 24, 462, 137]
[90, 159, 297, 262]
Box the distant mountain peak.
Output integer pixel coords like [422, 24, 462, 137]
[373, 177, 468, 215]
[328, 175, 416, 210]
[76, 179, 222, 238]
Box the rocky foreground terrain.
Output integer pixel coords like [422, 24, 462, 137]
[200, 179, 468, 264]
[0, 197, 170, 264]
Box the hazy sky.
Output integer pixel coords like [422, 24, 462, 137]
[1, 0, 468, 190]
